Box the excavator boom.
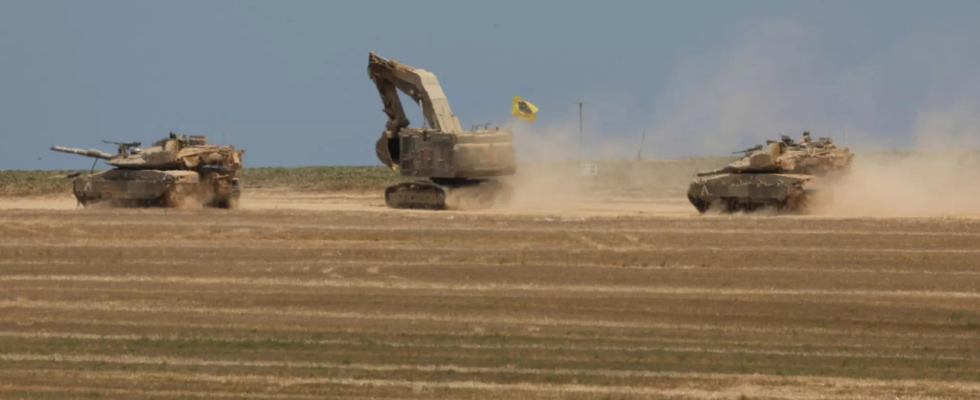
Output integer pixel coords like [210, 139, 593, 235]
[368, 52, 463, 136]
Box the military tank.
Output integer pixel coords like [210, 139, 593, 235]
[688, 132, 853, 214]
[51, 133, 244, 208]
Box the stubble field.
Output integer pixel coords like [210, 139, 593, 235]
[1, 190, 979, 399]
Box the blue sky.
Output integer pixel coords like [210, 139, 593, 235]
[2, 0, 979, 170]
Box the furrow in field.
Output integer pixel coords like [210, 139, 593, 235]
[3, 299, 978, 341]
[4, 258, 980, 276]
[1, 330, 975, 362]
[5, 316, 976, 355]
[0, 364, 976, 400]
[3, 274, 978, 299]
[0, 384, 346, 400]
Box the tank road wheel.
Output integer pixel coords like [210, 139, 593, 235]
[724, 198, 740, 213]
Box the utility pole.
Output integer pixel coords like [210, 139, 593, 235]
[637, 131, 646, 161]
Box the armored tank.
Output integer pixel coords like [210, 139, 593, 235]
[51, 133, 244, 208]
[687, 132, 853, 214]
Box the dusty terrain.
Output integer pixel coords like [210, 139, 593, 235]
[1, 191, 979, 399]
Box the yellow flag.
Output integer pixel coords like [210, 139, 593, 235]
[512, 96, 538, 122]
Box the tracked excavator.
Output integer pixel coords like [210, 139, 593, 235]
[368, 52, 516, 209]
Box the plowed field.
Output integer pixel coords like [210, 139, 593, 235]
[1, 194, 978, 399]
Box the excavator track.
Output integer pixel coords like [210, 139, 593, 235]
[385, 181, 447, 210]
[384, 179, 514, 210]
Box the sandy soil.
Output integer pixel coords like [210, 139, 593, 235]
[1, 191, 979, 399]
[0, 189, 697, 217]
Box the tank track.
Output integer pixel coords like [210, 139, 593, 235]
[688, 193, 809, 214]
[76, 179, 240, 210]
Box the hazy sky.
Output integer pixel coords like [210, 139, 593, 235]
[2, 0, 979, 170]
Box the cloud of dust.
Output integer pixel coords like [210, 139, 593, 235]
[644, 21, 877, 158]
[815, 107, 980, 217]
[493, 21, 869, 211]
[494, 20, 980, 216]
[501, 119, 594, 210]
[813, 27, 980, 217]
[494, 21, 859, 211]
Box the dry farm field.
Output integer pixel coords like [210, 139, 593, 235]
[1, 193, 979, 399]
[2, 156, 980, 399]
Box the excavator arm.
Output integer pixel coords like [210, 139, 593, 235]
[368, 52, 463, 167]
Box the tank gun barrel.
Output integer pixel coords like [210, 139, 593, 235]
[732, 144, 763, 155]
[50, 146, 114, 160]
[696, 167, 732, 177]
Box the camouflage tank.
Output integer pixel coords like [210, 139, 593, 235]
[688, 132, 853, 214]
[51, 133, 244, 208]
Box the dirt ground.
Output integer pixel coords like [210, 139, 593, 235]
[1, 190, 979, 399]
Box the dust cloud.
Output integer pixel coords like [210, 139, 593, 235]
[814, 108, 980, 217]
[502, 122, 593, 211]
[496, 19, 980, 218]
[814, 151, 980, 217]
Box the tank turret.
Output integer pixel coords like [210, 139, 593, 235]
[687, 132, 853, 214]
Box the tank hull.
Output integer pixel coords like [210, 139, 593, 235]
[687, 173, 811, 214]
[72, 169, 240, 209]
